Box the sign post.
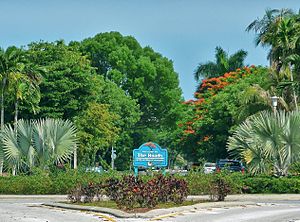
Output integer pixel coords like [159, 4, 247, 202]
[133, 142, 168, 176]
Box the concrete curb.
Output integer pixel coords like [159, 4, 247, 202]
[43, 202, 134, 218]
[43, 200, 256, 218]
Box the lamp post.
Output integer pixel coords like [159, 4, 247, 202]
[271, 96, 278, 113]
[111, 146, 116, 170]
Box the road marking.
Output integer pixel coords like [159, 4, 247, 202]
[92, 212, 117, 222]
[150, 212, 183, 221]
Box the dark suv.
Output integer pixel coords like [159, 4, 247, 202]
[216, 159, 245, 173]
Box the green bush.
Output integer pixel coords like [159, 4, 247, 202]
[0, 171, 300, 196]
[0, 169, 124, 194]
[0, 173, 52, 194]
[243, 176, 300, 193]
[185, 171, 243, 196]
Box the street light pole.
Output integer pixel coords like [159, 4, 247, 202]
[111, 146, 114, 170]
[271, 96, 278, 113]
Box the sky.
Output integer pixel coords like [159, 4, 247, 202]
[0, 0, 299, 100]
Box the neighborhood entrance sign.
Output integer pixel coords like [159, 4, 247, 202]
[133, 142, 168, 176]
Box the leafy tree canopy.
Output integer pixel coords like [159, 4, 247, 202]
[74, 32, 183, 132]
[26, 40, 96, 119]
[180, 66, 271, 161]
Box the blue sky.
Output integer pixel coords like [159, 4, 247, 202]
[0, 0, 299, 99]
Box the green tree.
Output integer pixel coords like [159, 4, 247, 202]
[180, 67, 270, 162]
[77, 32, 183, 150]
[75, 102, 120, 168]
[194, 46, 247, 80]
[26, 40, 96, 119]
[94, 76, 141, 169]
[227, 110, 300, 176]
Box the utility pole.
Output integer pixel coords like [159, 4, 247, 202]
[111, 146, 116, 170]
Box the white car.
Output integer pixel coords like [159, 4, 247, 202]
[203, 162, 216, 174]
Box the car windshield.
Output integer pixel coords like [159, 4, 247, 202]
[218, 161, 241, 167]
[204, 163, 216, 167]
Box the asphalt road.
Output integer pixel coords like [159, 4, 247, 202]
[0, 197, 300, 222]
[155, 202, 300, 222]
[0, 198, 102, 222]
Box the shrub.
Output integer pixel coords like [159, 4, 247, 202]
[243, 176, 300, 193]
[209, 173, 231, 201]
[68, 174, 189, 209]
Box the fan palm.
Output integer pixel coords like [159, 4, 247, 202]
[194, 46, 247, 80]
[1, 120, 34, 174]
[32, 118, 78, 167]
[227, 110, 300, 176]
[0, 118, 77, 175]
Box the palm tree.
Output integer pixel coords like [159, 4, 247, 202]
[1, 120, 34, 174]
[227, 110, 300, 176]
[0, 47, 41, 175]
[0, 47, 23, 130]
[238, 84, 290, 121]
[32, 118, 78, 168]
[0, 46, 24, 175]
[1, 118, 77, 175]
[247, 9, 300, 111]
[10, 71, 41, 130]
[194, 46, 247, 80]
[246, 8, 294, 65]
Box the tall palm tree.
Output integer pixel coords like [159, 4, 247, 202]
[10, 71, 41, 130]
[246, 8, 294, 65]
[0, 47, 41, 175]
[227, 110, 300, 176]
[0, 46, 23, 130]
[0, 46, 24, 175]
[194, 46, 247, 81]
[247, 9, 300, 111]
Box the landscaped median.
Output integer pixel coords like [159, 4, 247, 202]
[43, 197, 256, 218]
[41, 194, 300, 219]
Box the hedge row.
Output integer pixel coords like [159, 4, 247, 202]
[0, 170, 300, 195]
[185, 172, 300, 194]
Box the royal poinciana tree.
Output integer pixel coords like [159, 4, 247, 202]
[179, 66, 271, 162]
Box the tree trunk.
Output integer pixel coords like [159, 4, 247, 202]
[290, 70, 298, 111]
[0, 160, 3, 176]
[0, 77, 6, 175]
[1, 77, 6, 131]
[14, 99, 18, 132]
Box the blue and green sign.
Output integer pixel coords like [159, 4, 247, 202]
[133, 142, 168, 175]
